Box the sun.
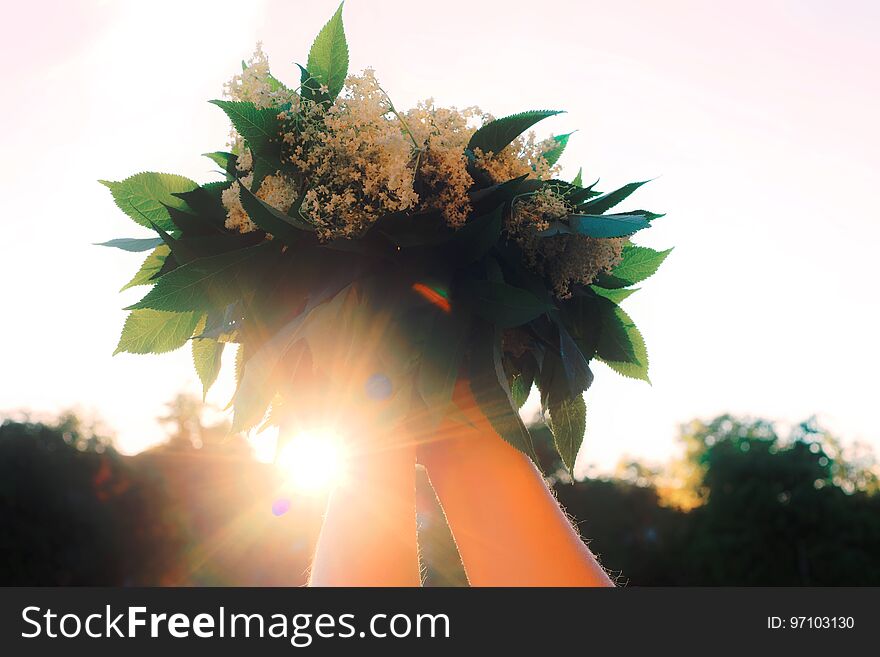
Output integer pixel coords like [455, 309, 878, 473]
[275, 429, 347, 495]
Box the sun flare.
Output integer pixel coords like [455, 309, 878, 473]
[275, 429, 347, 495]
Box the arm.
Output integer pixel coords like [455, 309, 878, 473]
[308, 441, 420, 587]
[419, 381, 614, 587]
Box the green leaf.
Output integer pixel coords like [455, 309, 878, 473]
[590, 286, 638, 304]
[450, 205, 502, 263]
[623, 209, 665, 221]
[203, 151, 233, 168]
[510, 352, 538, 409]
[197, 303, 243, 341]
[594, 245, 672, 288]
[548, 394, 586, 471]
[469, 174, 531, 214]
[567, 179, 601, 205]
[266, 72, 292, 94]
[100, 173, 198, 231]
[232, 280, 354, 431]
[579, 179, 651, 215]
[234, 340, 307, 433]
[461, 278, 552, 328]
[250, 154, 278, 191]
[297, 62, 320, 100]
[114, 309, 200, 355]
[203, 151, 238, 177]
[596, 301, 650, 382]
[468, 323, 538, 461]
[173, 184, 229, 225]
[148, 220, 199, 265]
[417, 314, 470, 425]
[192, 324, 225, 400]
[571, 167, 583, 187]
[558, 323, 593, 395]
[237, 178, 314, 239]
[510, 374, 531, 409]
[558, 294, 602, 361]
[467, 110, 563, 155]
[306, 2, 349, 100]
[121, 244, 170, 291]
[543, 132, 573, 167]
[568, 213, 651, 238]
[208, 100, 281, 158]
[163, 203, 224, 237]
[95, 237, 164, 252]
[126, 245, 267, 313]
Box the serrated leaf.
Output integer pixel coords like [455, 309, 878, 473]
[306, 3, 349, 100]
[568, 213, 651, 238]
[461, 278, 552, 328]
[468, 322, 538, 462]
[237, 178, 314, 239]
[558, 293, 602, 361]
[579, 179, 651, 215]
[590, 286, 639, 304]
[95, 237, 164, 252]
[417, 314, 470, 425]
[571, 167, 583, 187]
[126, 245, 267, 312]
[209, 100, 281, 160]
[450, 205, 502, 264]
[594, 245, 672, 288]
[534, 348, 564, 414]
[548, 394, 586, 471]
[467, 110, 563, 155]
[266, 72, 292, 94]
[100, 173, 198, 231]
[164, 203, 225, 237]
[234, 340, 307, 433]
[203, 151, 238, 177]
[121, 244, 170, 291]
[543, 132, 573, 167]
[114, 309, 200, 355]
[596, 301, 650, 382]
[558, 323, 593, 396]
[173, 185, 229, 226]
[192, 318, 225, 400]
[197, 302, 243, 341]
[301, 285, 362, 381]
[203, 151, 233, 168]
[469, 174, 531, 214]
[509, 352, 538, 410]
[623, 209, 665, 221]
[232, 279, 354, 431]
[567, 179, 601, 205]
[148, 220, 199, 265]
[510, 374, 531, 409]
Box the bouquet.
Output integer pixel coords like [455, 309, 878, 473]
[100, 4, 669, 471]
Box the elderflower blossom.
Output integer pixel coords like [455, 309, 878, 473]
[221, 173, 298, 234]
[283, 69, 419, 239]
[224, 43, 294, 109]
[404, 100, 483, 227]
[217, 51, 624, 297]
[473, 132, 560, 184]
[510, 188, 623, 297]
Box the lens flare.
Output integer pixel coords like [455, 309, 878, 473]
[412, 282, 451, 313]
[275, 429, 347, 495]
[271, 498, 291, 516]
[365, 372, 393, 400]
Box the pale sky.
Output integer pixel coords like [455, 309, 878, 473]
[1, 0, 878, 472]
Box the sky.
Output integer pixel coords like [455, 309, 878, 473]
[0, 0, 878, 473]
